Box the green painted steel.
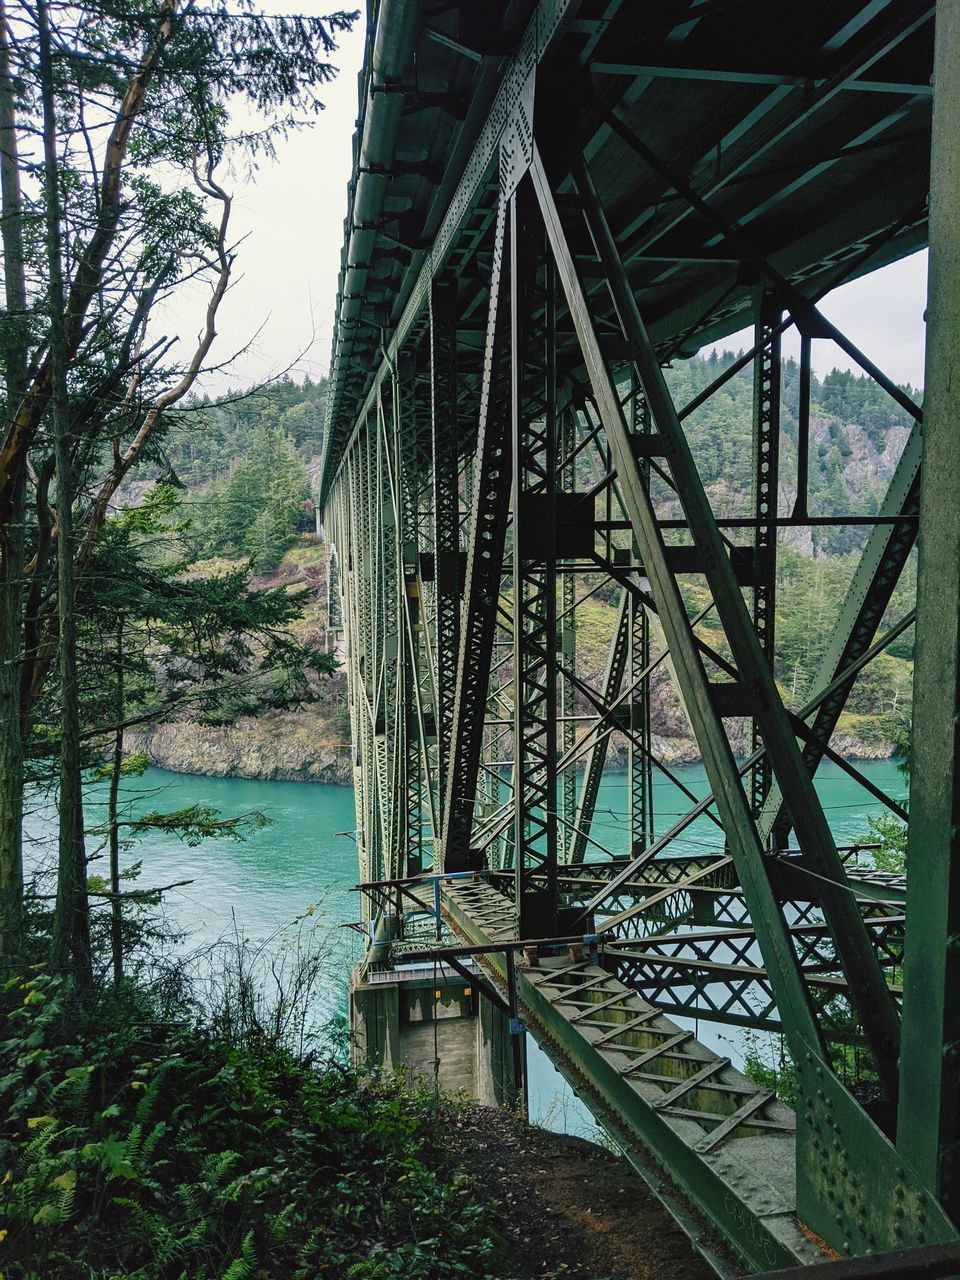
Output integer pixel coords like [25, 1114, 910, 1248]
[441, 878, 819, 1274]
[321, 0, 960, 1267]
[898, 0, 960, 1219]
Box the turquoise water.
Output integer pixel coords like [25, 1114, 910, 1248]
[23, 758, 908, 1136]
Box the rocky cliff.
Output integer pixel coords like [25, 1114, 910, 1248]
[131, 678, 353, 785]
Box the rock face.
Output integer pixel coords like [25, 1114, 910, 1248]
[131, 680, 353, 786]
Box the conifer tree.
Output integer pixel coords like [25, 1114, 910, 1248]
[0, 0, 355, 972]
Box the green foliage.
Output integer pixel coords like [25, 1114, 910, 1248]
[864, 811, 908, 874]
[65, 482, 336, 743]
[169, 379, 328, 488]
[741, 1032, 798, 1106]
[0, 970, 502, 1280]
[187, 426, 315, 572]
[192, 422, 316, 568]
[92, 751, 151, 782]
[663, 349, 917, 556]
[89, 804, 269, 848]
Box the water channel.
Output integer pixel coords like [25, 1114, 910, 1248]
[25, 759, 907, 1137]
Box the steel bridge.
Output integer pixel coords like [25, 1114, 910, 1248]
[318, 1, 960, 1273]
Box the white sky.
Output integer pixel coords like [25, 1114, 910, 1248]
[189, 2, 929, 398]
[188, 2, 370, 397]
[704, 249, 928, 391]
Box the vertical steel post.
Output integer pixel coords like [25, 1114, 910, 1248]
[751, 292, 781, 827]
[511, 175, 559, 937]
[393, 353, 430, 875]
[897, 0, 960, 1218]
[430, 281, 460, 819]
[559, 405, 577, 860]
[629, 376, 654, 856]
[793, 332, 812, 521]
[441, 194, 513, 871]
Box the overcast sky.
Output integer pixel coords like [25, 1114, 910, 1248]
[189, 2, 929, 398]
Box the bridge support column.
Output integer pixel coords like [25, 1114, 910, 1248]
[511, 177, 559, 937]
[349, 965, 522, 1108]
[898, 0, 960, 1222]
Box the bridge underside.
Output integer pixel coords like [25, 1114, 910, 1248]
[320, 1, 960, 1273]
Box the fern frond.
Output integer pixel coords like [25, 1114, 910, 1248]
[218, 1228, 256, 1280]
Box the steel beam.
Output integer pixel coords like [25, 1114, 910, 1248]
[530, 130, 900, 1085]
[430, 281, 461, 815]
[751, 293, 781, 825]
[441, 194, 513, 871]
[511, 177, 559, 935]
[527, 125, 957, 1255]
[897, 0, 960, 1219]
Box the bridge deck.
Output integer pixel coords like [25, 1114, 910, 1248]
[320, 0, 933, 503]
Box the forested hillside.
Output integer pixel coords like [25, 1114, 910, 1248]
[666, 350, 916, 555]
[148, 352, 916, 780]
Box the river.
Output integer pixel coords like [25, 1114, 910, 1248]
[24, 758, 908, 1136]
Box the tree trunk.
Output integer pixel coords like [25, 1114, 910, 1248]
[39, 0, 91, 987]
[109, 618, 124, 987]
[0, 0, 27, 962]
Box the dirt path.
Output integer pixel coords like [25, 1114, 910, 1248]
[453, 1104, 718, 1280]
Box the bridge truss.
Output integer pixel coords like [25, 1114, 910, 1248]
[319, 1, 960, 1272]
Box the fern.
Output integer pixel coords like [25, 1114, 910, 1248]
[218, 1228, 256, 1280]
[140, 1118, 168, 1163]
[200, 1148, 241, 1188]
[124, 1121, 144, 1168]
[114, 1196, 185, 1265]
[48, 1066, 93, 1120]
[134, 1072, 162, 1126]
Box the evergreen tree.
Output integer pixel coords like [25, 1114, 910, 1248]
[0, 0, 355, 972]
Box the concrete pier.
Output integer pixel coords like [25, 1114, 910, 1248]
[349, 961, 524, 1107]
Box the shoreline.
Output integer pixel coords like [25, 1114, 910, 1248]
[140, 747, 903, 789]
